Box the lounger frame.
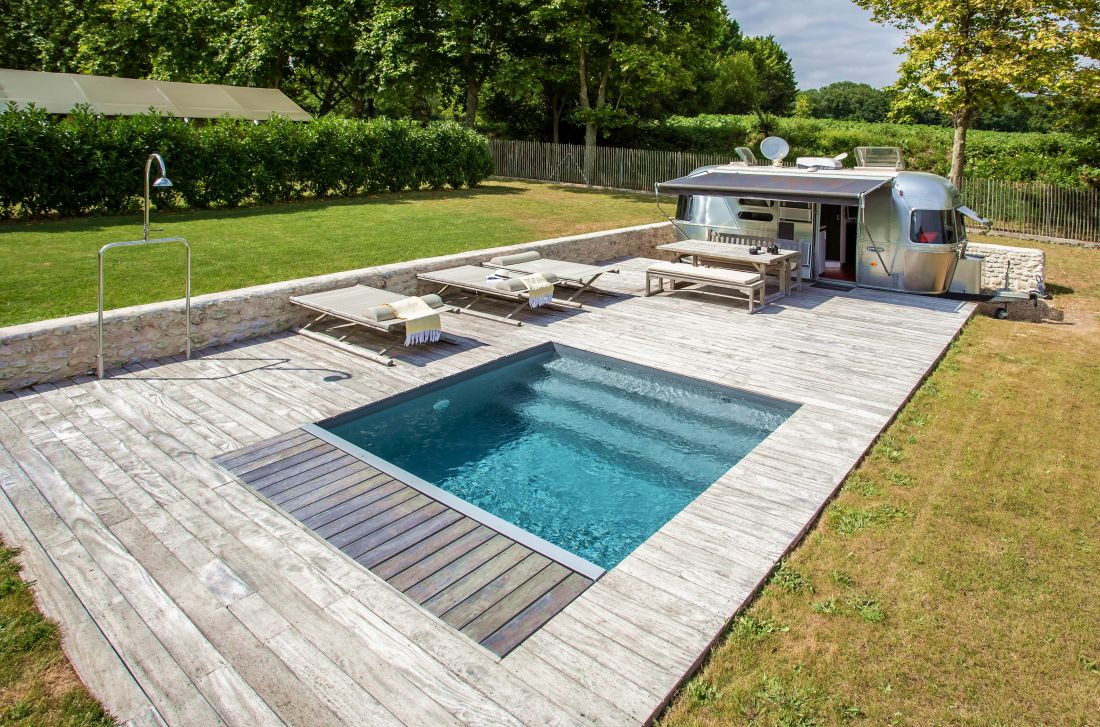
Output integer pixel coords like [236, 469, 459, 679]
[481, 260, 621, 302]
[291, 293, 456, 367]
[418, 271, 582, 326]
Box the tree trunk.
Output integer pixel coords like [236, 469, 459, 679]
[550, 89, 562, 144]
[463, 53, 480, 127]
[949, 106, 972, 189]
[577, 47, 595, 180]
[464, 79, 480, 127]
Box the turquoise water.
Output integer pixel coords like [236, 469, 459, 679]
[324, 346, 794, 570]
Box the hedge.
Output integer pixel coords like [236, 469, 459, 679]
[0, 106, 495, 218]
[607, 115, 1100, 188]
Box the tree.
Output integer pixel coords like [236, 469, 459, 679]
[537, 0, 685, 175]
[739, 35, 796, 115]
[813, 81, 891, 122]
[856, 0, 1100, 187]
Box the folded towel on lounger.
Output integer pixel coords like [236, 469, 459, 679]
[383, 296, 442, 346]
[513, 273, 554, 308]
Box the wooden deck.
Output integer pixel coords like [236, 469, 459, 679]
[0, 257, 975, 726]
[214, 430, 593, 658]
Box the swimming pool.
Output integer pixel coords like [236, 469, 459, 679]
[316, 343, 796, 572]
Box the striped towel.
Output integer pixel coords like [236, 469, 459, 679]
[384, 296, 442, 346]
[515, 273, 554, 308]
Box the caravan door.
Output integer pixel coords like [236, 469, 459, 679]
[857, 185, 901, 290]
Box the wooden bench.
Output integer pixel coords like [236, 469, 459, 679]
[706, 231, 804, 294]
[645, 261, 766, 313]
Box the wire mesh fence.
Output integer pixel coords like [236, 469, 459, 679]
[490, 139, 1099, 243]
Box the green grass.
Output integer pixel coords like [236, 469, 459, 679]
[0, 543, 114, 726]
[0, 180, 661, 327]
[661, 237, 1100, 725]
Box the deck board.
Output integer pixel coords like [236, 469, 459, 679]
[0, 257, 975, 725]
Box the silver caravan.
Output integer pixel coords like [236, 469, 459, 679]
[656, 144, 988, 295]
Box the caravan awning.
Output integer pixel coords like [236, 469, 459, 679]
[657, 171, 890, 206]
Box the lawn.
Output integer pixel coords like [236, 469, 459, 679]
[0, 180, 661, 328]
[0, 543, 113, 725]
[661, 236, 1100, 725]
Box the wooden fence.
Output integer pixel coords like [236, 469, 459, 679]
[489, 139, 1100, 243]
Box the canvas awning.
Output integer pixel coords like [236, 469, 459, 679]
[0, 68, 311, 120]
[657, 170, 891, 206]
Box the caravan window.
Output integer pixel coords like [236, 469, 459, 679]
[738, 199, 775, 208]
[738, 211, 775, 222]
[910, 209, 960, 245]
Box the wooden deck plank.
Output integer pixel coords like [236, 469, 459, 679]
[422, 543, 533, 617]
[481, 573, 595, 656]
[402, 534, 515, 601]
[372, 519, 484, 580]
[384, 525, 497, 591]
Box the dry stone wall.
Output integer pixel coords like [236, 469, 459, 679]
[965, 242, 1045, 293]
[0, 222, 675, 392]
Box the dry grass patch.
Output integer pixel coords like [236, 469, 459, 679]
[662, 238, 1100, 725]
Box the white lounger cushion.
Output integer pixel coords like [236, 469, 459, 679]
[490, 251, 542, 266]
[648, 262, 762, 286]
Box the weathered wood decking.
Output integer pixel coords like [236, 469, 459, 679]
[214, 430, 593, 658]
[0, 258, 975, 726]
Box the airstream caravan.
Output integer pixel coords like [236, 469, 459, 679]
[656, 142, 988, 295]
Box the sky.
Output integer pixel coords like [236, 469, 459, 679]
[725, 0, 908, 89]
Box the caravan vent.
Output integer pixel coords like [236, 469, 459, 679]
[734, 147, 758, 165]
[855, 146, 905, 170]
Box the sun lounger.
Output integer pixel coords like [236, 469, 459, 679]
[290, 284, 454, 366]
[417, 265, 581, 326]
[645, 261, 766, 313]
[483, 251, 619, 301]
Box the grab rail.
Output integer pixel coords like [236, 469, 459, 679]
[97, 236, 191, 379]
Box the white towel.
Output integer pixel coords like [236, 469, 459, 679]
[515, 273, 554, 308]
[384, 296, 442, 346]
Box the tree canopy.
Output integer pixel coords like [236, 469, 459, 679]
[855, 0, 1100, 186]
[0, 0, 798, 151]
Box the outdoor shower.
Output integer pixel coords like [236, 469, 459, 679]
[144, 152, 173, 241]
[97, 153, 191, 378]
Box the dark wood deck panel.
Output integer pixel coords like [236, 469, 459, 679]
[214, 429, 595, 657]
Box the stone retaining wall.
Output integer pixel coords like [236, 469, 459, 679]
[965, 242, 1045, 293]
[0, 222, 676, 392]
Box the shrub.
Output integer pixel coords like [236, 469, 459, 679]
[606, 114, 1098, 188]
[0, 105, 494, 219]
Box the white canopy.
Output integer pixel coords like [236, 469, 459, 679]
[0, 68, 311, 121]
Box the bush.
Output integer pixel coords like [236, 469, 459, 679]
[0, 106, 494, 219]
[607, 114, 1098, 188]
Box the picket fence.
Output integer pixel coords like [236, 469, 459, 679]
[490, 139, 1099, 243]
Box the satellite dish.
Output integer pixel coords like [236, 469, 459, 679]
[760, 136, 790, 166]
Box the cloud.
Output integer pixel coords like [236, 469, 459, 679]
[725, 0, 907, 89]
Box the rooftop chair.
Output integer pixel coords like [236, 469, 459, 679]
[482, 251, 620, 302]
[417, 265, 581, 326]
[290, 285, 454, 366]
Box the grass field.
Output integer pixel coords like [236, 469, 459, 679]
[661, 238, 1100, 725]
[0, 544, 113, 725]
[0, 180, 661, 327]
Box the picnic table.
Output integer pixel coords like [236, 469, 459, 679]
[655, 240, 802, 303]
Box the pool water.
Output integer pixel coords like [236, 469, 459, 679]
[323, 345, 795, 570]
